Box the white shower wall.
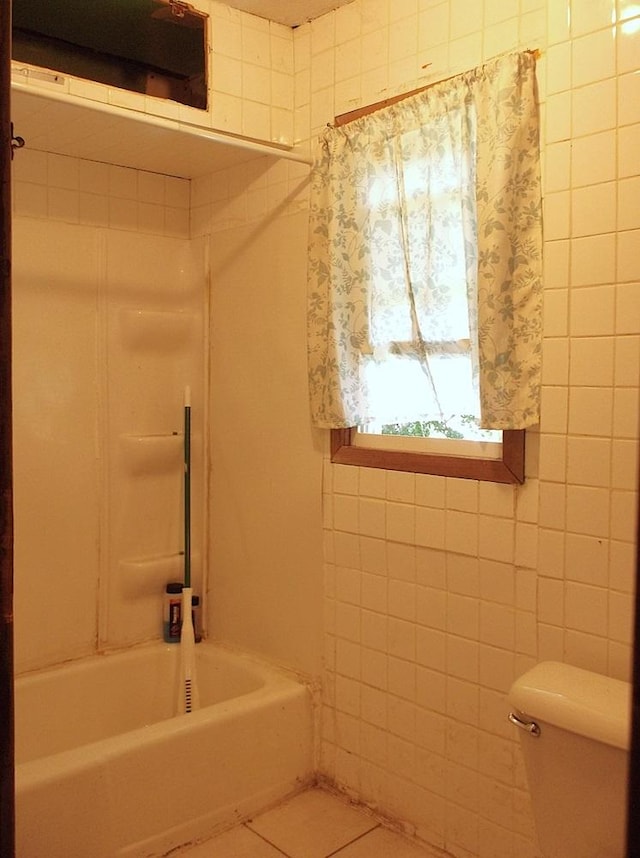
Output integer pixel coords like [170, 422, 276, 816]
[11, 156, 206, 673]
[13, 218, 101, 672]
[207, 202, 325, 678]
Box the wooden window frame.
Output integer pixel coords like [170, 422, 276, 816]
[331, 428, 525, 484]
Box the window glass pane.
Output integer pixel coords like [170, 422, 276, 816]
[361, 351, 482, 427]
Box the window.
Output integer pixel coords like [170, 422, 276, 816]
[307, 52, 543, 483]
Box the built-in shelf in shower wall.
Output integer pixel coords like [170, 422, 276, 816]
[118, 552, 200, 599]
[116, 432, 189, 599]
[102, 231, 206, 650]
[118, 433, 183, 477]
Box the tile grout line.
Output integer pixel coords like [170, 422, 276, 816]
[241, 822, 297, 857]
[242, 817, 383, 858]
[323, 822, 382, 857]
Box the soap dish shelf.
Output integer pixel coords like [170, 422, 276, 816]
[119, 433, 182, 476]
[119, 553, 184, 598]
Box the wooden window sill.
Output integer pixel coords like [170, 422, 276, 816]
[330, 428, 525, 484]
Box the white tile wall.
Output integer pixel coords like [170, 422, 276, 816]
[12, 149, 190, 236]
[208, 1, 295, 144]
[282, 1, 639, 856]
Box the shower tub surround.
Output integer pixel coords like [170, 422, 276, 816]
[12, 217, 207, 669]
[15, 642, 314, 858]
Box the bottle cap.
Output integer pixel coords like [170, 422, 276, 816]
[166, 582, 183, 594]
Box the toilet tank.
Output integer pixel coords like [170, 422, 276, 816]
[508, 662, 631, 858]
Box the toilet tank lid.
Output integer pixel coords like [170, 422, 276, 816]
[508, 661, 631, 750]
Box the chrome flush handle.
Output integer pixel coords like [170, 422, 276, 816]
[508, 711, 541, 736]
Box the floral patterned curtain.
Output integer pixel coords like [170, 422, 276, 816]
[307, 51, 543, 431]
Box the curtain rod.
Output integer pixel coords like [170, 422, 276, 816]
[333, 48, 542, 128]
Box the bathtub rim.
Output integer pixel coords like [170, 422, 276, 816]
[15, 637, 312, 684]
[15, 638, 316, 777]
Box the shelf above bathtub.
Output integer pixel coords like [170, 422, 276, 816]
[119, 553, 183, 597]
[119, 551, 200, 598]
[119, 433, 183, 476]
[11, 79, 312, 179]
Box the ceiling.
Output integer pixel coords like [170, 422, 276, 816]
[219, 0, 356, 27]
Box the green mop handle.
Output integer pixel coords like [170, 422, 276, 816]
[184, 386, 191, 590]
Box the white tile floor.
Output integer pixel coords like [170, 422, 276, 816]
[175, 788, 441, 858]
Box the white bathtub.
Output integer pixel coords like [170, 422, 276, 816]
[15, 642, 314, 858]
